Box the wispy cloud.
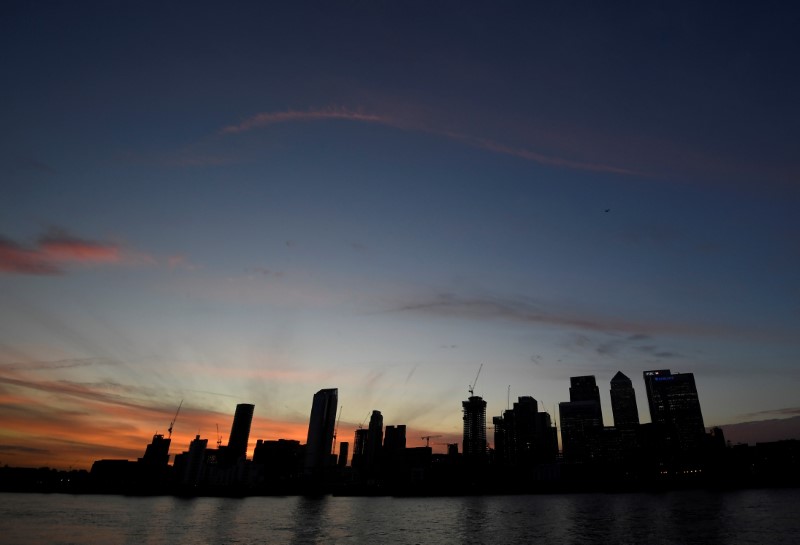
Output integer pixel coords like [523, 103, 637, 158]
[391, 292, 659, 335]
[0, 228, 188, 276]
[220, 106, 640, 176]
[0, 357, 119, 372]
[389, 291, 775, 341]
[220, 106, 391, 134]
[1, 228, 128, 275]
[739, 407, 800, 420]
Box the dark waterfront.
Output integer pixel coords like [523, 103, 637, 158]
[2, 489, 798, 544]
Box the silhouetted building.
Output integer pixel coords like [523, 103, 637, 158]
[383, 424, 407, 474]
[226, 403, 254, 464]
[304, 388, 338, 476]
[559, 376, 603, 464]
[181, 434, 208, 487]
[352, 428, 369, 471]
[254, 439, 303, 482]
[337, 441, 349, 467]
[643, 369, 705, 457]
[365, 410, 384, 473]
[570, 376, 603, 414]
[462, 396, 487, 461]
[139, 433, 171, 466]
[384, 425, 407, 453]
[494, 396, 558, 470]
[610, 371, 639, 429]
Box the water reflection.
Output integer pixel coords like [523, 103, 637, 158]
[458, 496, 491, 543]
[2, 490, 800, 545]
[289, 496, 330, 544]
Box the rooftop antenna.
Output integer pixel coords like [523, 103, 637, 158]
[167, 400, 183, 438]
[469, 363, 483, 396]
[507, 385, 511, 411]
[216, 423, 222, 448]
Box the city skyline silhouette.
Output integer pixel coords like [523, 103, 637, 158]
[2, 2, 799, 480]
[2, 368, 799, 496]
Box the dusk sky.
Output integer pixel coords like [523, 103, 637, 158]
[2, 1, 799, 469]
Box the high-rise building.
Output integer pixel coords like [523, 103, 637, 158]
[351, 428, 369, 471]
[559, 376, 604, 463]
[337, 441, 349, 467]
[139, 433, 171, 467]
[304, 388, 338, 476]
[226, 403, 254, 464]
[570, 376, 603, 408]
[181, 434, 208, 486]
[383, 424, 406, 474]
[365, 410, 384, 471]
[643, 370, 705, 455]
[462, 395, 487, 460]
[253, 439, 303, 481]
[494, 396, 558, 468]
[610, 371, 639, 429]
[384, 424, 407, 453]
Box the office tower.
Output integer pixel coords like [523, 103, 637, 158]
[227, 403, 255, 463]
[139, 433, 171, 466]
[338, 441, 349, 467]
[304, 388, 338, 476]
[182, 435, 208, 486]
[493, 411, 513, 466]
[570, 376, 603, 414]
[494, 396, 557, 468]
[462, 395, 487, 460]
[383, 424, 406, 472]
[610, 371, 639, 429]
[351, 428, 368, 471]
[643, 370, 705, 455]
[384, 424, 407, 452]
[254, 439, 303, 480]
[365, 410, 384, 471]
[559, 376, 604, 463]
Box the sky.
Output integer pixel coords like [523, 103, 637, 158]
[1, 1, 799, 470]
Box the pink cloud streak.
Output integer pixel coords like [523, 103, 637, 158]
[220, 106, 392, 134]
[220, 106, 639, 175]
[0, 228, 171, 275]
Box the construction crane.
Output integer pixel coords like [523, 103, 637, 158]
[167, 400, 183, 438]
[421, 434, 441, 447]
[468, 363, 483, 396]
[333, 405, 342, 454]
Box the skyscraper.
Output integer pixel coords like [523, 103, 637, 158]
[304, 388, 338, 476]
[337, 441, 349, 468]
[181, 434, 208, 486]
[365, 410, 384, 472]
[462, 395, 487, 460]
[610, 371, 639, 429]
[351, 428, 368, 471]
[643, 370, 705, 456]
[139, 433, 171, 467]
[559, 376, 603, 463]
[226, 403, 254, 464]
[494, 396, 557, 468]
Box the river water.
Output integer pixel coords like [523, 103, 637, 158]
[1, 489, 798, 544]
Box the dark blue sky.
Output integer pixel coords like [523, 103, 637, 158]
[1, 1, 799, 467]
